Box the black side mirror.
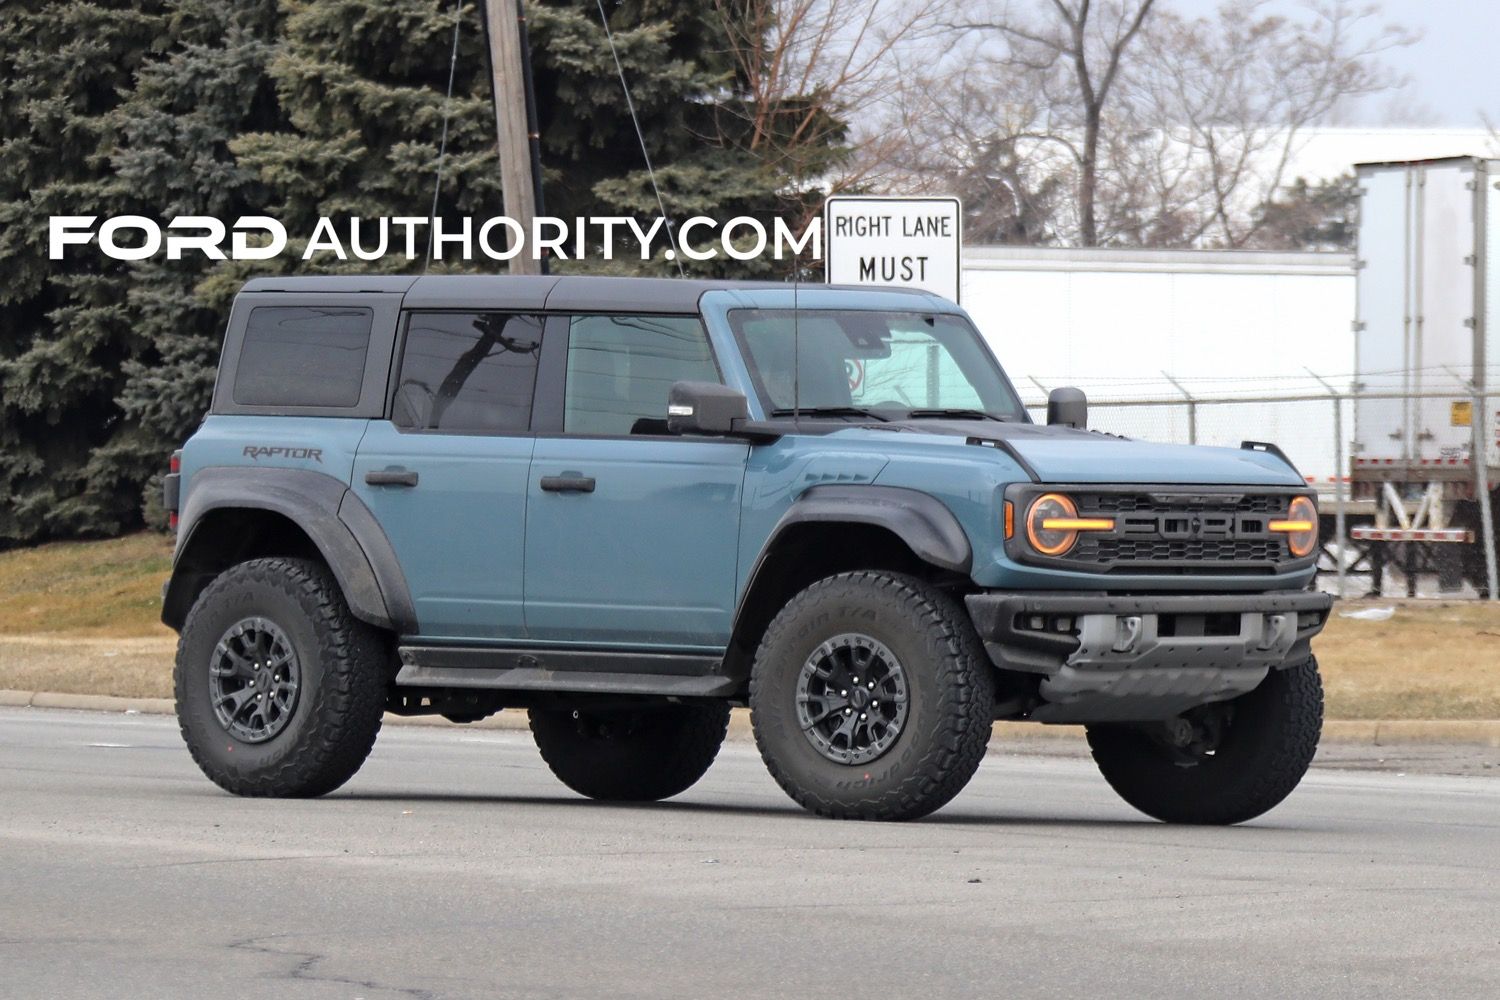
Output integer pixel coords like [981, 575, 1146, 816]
[1047, 387, 1087, 429]
[668, 381, 749, 436]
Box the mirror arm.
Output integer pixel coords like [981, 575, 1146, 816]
[727, 418, 782, 444]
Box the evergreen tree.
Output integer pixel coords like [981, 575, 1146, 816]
[530, 0, 843, 275]
[235, 0, 844, 277]
[1248, 174, 1359, 252]
[0, 0, 849, 546]
[0, 0, 169, 544]
[232, 0, 502, 263]
[109, 0, 284, 528]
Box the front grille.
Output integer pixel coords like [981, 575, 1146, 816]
[1077, 537, 1285, 564]
[1078, 492, 1284, 515]
[1063, 490, 1297, 574]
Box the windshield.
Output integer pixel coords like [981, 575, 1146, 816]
[728, 309, 1026, 421]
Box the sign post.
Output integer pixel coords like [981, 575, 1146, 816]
[823, 196, 963, 302]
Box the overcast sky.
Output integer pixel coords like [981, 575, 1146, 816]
[1168, 0, 1496, 126]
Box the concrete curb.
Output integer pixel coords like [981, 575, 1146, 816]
[4, 689, 1499, 747]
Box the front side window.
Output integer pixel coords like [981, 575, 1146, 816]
[234, 306, 372, 407]
[562, 314, 719, 436]
[729, 309, 1025, 421]
[392, 312, 542, 432]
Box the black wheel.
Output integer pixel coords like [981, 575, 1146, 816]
[749, 571, 996, 821]
[528, 702, 731, 802]
[174, 557, 391, 797]
[1086, 656, 1324, 825]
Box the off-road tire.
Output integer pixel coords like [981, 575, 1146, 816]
[1086, 656, 1324, 825]
[529, 702, 731, 801]
[175, 557, 390, 797]
[749, 571, 996, 821]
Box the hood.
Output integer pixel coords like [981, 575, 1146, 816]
[876, 420, 1303, 486]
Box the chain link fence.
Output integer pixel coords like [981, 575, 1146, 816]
[1020, 387, 1498, 602]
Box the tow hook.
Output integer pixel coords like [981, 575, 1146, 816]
[1111, 615, 1144, 653]
[1258, 613, 1290, 650]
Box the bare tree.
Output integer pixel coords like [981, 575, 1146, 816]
[711, 0, 955, 226]
[883, 0, 1410, 248]
[881, 54, 1070, 243]
[944, 1, 1157, 246]
[1124, 0, 1413, 247]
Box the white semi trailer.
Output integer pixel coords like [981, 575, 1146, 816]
[959, 245, 1356, 494]
[1350, 157, 1499, 595]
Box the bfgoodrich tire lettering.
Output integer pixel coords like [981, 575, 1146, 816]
[749, 571, 996, 821]
[1086, 656, 1324, 825]
[174, 557, 390, 797]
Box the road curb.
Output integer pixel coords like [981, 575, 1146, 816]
[4, 689, 1499, 747]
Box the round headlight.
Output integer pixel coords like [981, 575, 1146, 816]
[1275, 495, 1319, 558]
[1026, 493, 1079, 556]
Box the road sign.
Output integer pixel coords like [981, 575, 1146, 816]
[823, 196, 962, 302]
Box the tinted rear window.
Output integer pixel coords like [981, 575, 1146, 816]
[392, 312, 542, 433]
[233, 306, 373, 407]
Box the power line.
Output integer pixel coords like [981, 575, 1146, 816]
[425, 0, 466, 272]
[593, 0, 684, 277]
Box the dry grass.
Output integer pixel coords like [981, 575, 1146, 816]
[0, 635, 176, 699]
[0, 532, 175, 638]
[0, 533, 176, 699]
[0, 534, 1497, 716]
[1318, 601, 1500, 720]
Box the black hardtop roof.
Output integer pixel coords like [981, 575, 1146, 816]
[237, 273, 928, 312]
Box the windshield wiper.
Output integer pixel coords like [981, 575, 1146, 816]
[903, 408, 1010, 421]
[770, 406, 890, 422]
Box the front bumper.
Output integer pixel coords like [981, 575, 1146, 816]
[965, 591, 1332, 723]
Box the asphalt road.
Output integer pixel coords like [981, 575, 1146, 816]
[2, 708, 1497, 1000]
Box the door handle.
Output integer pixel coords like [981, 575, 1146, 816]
[365, 468, 419, 487]
[540, 475, 595, 494]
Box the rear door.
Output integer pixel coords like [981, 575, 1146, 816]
[523, 313, 749, 649]
[352, 311, 542, 641]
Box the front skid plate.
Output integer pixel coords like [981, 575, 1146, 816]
[966, 591, 1331, 723]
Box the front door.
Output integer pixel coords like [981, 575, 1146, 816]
[352, 311, 542, 641]
[524, 313, 749, 649]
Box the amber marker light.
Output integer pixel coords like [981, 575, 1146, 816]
[1270, 495, 1319, 558]
[1004, 501, 1015, 539]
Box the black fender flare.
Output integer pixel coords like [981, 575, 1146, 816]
[162, 466, 417, 634]
[757, 485, 973, 575]
[721, 486, 974, 681]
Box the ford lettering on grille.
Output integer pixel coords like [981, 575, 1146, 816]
[1124, 513, 1262, 539]
[1068, 492, 1294, 573]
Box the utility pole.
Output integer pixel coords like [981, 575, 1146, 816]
[484, 0, 541, 275]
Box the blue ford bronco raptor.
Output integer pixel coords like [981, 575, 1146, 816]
[162, 274, 1330, 823]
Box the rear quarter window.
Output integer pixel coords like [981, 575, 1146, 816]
[233, 306, 373, 407]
